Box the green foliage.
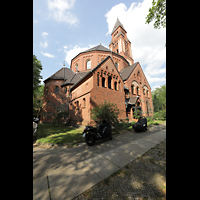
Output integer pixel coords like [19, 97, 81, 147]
[146, 116, 154, 123]
[152, 83, 166, 118]
[33, 55, 43, 97]
[51, 111, 69, 125]
[153, 110, 166, 120]
[33, 55, 43, 117]
[33, 84, 44, 117]
[133, 109, 141, 120]
[115, 121, 130, 130]
[91, 100, 119, 125]
[145, 0, 166, 29]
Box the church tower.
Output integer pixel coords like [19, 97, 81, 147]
[109, 18, 134, 65]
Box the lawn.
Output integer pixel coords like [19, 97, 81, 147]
[34, 119, 166, 146]
[34, 124, 84, 145]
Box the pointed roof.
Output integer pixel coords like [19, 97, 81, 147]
[82, 44, 111, 53]
[111, 18, 127, 35]
[61, 71, 88, 87]
[43, 67, 74, 83]
[71, 44, 129, 65]
[120, 62, 139, 81]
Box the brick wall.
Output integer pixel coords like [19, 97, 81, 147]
[41, 79, 70, 123]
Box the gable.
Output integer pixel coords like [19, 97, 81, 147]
[126, 62, 151, 90]
[92, 55, 124, 83]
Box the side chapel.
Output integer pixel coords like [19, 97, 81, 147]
[41, 18, 154, 125]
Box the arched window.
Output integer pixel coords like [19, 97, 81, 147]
[55, 86, 59, 94]
[64, 87, 67, 94]
[75, 63, 78, 72]
[102, 77, 105, 87]
[146, 90, 149, 97]
[115, 62, 118, 70]
[136, 86, 139, 96]
[108, 76, 112, 89]
[131, 85, 135, 94]
[86, 60, 91, 69]
[114, 81, 117, 90]
[118, 81, 121, 91]
[97, 72, 99, 86]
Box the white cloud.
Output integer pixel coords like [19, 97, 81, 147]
[40, 32, 49, 48]
[63, 45, 68, 49]
[41, 51, 55, 58]
[105, 0, 166, 87]
[47, 0, 78, 25]
[42, 32, 49, 37]
[64, 45, 88, 66]
[40, 41, 48, 48]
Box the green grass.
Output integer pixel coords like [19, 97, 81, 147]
[35, 124, 84, 145]
[34, 119, 166, 146]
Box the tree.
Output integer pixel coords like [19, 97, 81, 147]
[33, 55, 43, 97]
[152, 84, 166, 110]
[153, 94, 161, 112]
[33, 84, 44, 118]
[152, 83, 166, 120]
[145, 0, 166, 29]
[91, 100, 119, 125]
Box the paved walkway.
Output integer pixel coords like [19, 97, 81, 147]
[33, 124, 166, 200]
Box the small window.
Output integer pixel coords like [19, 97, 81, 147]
[97, 72, 99, 86]
[114, 81, 117, 90]
[115, 62, 118, 70]
[136, 87, 139, 95]
[64, 87, 67, 94]
[75, 64, 78, 72]
[102, 77, 105, 87]
[86, 60, 91, 69]
[116, 49, 118, 53]
[131, 85, 134, 94]
[108, 76, 112, 89]
[55, 86, 59, 94]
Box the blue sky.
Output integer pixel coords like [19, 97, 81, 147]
[33, 0, 166, 91]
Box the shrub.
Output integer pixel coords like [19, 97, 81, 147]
[51, 111, 69, 125]
[115, 121, 130, 129]
[133, 109, 141, 120]
[153, 110, 166, 120]
[91, 100, 119, 125]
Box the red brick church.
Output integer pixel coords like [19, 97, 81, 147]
[41, 18, 154, 125]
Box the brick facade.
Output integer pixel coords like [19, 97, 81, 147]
[41, 18, 154, 125]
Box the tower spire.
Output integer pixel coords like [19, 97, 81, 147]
[109, 18, 134, 65]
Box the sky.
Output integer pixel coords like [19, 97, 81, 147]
[33, 0, 166, 91]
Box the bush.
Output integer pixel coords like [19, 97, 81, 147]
[146, 116, 154, 123]
[51, 111, 69, 125]
[115, 121, 130, 129]
[153, 110, 166, 120]
[91, 100, 119, 125]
